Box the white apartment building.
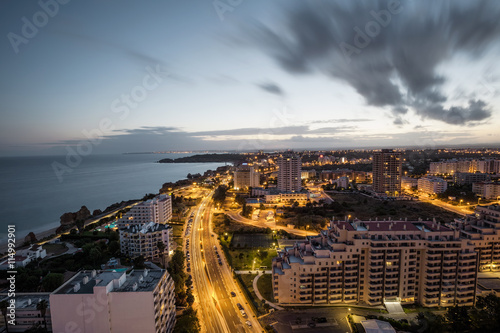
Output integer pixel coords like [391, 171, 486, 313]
[301, 170, 317, 179]
[234, 164, 260, 189]
[429, 159, 500, 175]
[448, 204, 500, 272]
[50, 269, 176, 333]
[332, 176, 349, 189]
[265, 192, 310, 204]
[277, 155, 302, 192]
[0, 294, 52, 332]
[120, 222, 172, 260]
[472, 182, 500, 200]
[402, 176, 418, 190]
[453, 172, 491, 185]
[118, 194, 172, 227]
[273, 219, 477, 308]
[418, 176, 448, 195]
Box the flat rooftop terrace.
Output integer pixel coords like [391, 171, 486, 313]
[54, 269, 165, 295]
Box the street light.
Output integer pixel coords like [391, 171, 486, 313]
[460, 199, 463, 206]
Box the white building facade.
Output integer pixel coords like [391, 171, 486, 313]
[50, 269, 176, 333]
[118, 194, 172, 227]
[119, 222, 172, 260]
[472, 182, 500, 200]
[234, 164, 260, 189]
[418, 176, 448, 195]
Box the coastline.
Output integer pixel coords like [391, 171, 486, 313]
[0, 154, 226, 254]
[0, 226, 59, 253]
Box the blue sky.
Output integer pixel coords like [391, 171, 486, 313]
[1, 0, 500, 156]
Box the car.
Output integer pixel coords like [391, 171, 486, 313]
[187, 268, 191, 272]
[245, 320, 252, 327]
[240, 310, 246, 317]
[236, 303, 243, 310]
[230, 291, 236, 297]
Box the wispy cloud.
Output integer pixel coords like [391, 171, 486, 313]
[256, 81, 285, 96]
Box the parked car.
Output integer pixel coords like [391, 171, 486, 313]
[230, 291, 236, 297]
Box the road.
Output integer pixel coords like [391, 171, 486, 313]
[201, 203, 262, 332]
[190, 192, 229, 333]
[189, 191, 264, 332]
[419, 197, 473, 216]
[225, 210, 318, 237]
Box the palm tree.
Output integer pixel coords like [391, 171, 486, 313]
[157, 241, 166, 267]
[1, 300, 10, 333]
[36, 299, 48, 331]
[89, 247, 102, 267]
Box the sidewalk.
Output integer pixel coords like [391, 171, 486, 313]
[235, 270, 272, 274]
[252, 272, 284, 310]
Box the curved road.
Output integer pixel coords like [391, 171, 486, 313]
[225, 210, 318, 237]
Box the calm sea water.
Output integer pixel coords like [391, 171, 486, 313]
[0, 154, 225, 242]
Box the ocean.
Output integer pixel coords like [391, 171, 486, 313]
[0, 153, 225, 242]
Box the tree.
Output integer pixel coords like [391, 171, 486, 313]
[445, 305, 470, 333]
[42, 273, 64, 291]
[470, 294, 500, 332]
[108, 240, 120, 255]
[186, 290, 195, 306]
[0, 300, 9, 333]
[174, 306, 200, 333]
[89, 247, 102, 267]
[133, 255, 145, 269]
[185, 275, 193, 288]
[157, 241, 166, 267]
[75, 219, 85, 234]
[36, 299, 48, 331]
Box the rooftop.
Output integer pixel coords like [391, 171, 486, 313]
[54, 269, 165, 295]
[120, 222, 171, 234]
[0, 294, 50, 310]
[333, 220, 451, 232]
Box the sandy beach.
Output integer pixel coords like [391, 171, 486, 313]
[0, 226, 60, 254]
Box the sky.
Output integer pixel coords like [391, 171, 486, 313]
[1, 0, 500, 156]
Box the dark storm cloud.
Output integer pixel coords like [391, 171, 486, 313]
[243, 0, 500, 125]
[257, 82, 285, 96]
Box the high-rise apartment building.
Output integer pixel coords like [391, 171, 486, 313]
[120, 222, 172, 260]
[118, 194, 172, 227]
[372, 150, 402, 197]
[50, 269, 176, 333]
[273, 219, 477, 308]
[448, 204, 500, 272]
[277, 155, 302, 192]
[233, 164, 260, 189]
